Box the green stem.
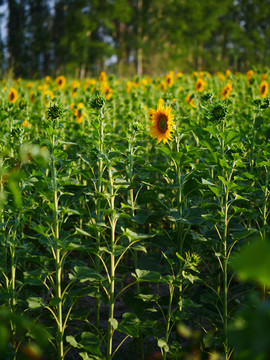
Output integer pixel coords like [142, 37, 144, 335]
[176, 161, 184, 313]
[0, 173, 7, 274]
[221, 120, 225, 157]
[164, 284, 174, 360]
[107, 167, 116, 360]
[52, 133, 64, 360]
[262, 166, 269, 302]
[262, 166, 269, 240]
[95, 109, 105, 329]
[223, 185, 229, 360]
[176, 164, 183, 253]
[251, 112, 257, 172]
[128, 139, 144, 359]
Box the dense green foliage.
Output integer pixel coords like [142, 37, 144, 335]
[1, 70, 270, 360]
[1, 0, 270, 77]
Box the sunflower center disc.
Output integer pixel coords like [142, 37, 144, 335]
[158, 116, 168, 133]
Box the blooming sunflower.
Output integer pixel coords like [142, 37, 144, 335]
[199, 71, 205, 79]
[217, 72, 225, 81]
[22, 120, 32, 128]
[196, 78, 206, 92]
[84, 78, 96, 91]
[44, 90, 55, 106]
[71, 80, 80, 97]
[247, 70, 254, 84]
[44, 75, 50, 84]
[260, 81, 268, 98]
[99, 71, 107, 83]
[102, 85, 112, 100]
[126, 81, 135, 93]
[186, 94, 196, 108]
[56, 75, 66, 89]
[8, 88, 18, 103]
[149, 106, 175, 144]
[75, 102, 85, 124]
[161, 81, 167, 91]
[30, 91, 36, 103]
[221, 82, 232, 100]
[165, 71, 174, 88]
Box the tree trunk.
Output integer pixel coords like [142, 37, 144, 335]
[137, 0, 143, 77]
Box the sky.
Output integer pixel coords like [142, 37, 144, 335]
[0, 3, 8, 44]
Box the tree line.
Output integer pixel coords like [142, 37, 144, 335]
[1, 0, 270, 78]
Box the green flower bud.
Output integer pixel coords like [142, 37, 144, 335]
[207, 102, 227, 122]
[46, 103, 63, 120]
[89, 92, 105, 110]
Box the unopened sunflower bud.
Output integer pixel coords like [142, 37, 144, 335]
[208, 102, 227, 122]
[89, 93, 105, 110]
[46, 103, 63, 120]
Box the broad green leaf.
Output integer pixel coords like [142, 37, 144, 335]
[69, 266, 103, 282]
[80, 332, 102, 356]
[122, 228, 154, 241]
[134, 269, 161, 282]
[109, 318, 118, 330]
[27, 297, 44, 310]
[118, 313, 140, 338]
[158, 338, 169, 352]
[75, 227, 92, 237]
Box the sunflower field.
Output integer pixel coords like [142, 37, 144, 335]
[1, 70, 270, 360]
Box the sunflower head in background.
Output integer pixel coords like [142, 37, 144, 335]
[8, 88, 18, 103]
[149, 105, 175, 144]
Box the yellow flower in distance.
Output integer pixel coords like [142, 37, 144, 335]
[84, 78, 96, 91]
[126, 81, 135, 93]
[199, 71, 205, 79]
[196, 78, 206, 92]
[260, 81, 268, 98]
[165, 71, 174, 88]
[99, 71, 107, 83]
[221, 82, 232, 100]
[71, 80, 80, 96]
[27, 82, 34, 89]
[8, 88, 18, 103]
[22, 120, 32, 128]
[56, 75, 66, 89]
[186, 94, 196, 108]
[102, 84, 112, 100]
[217, 72, 225, 81]
[44, 75, 50, 84]
[30, 91, 36, 103]
[44, 90, 55, 106]
[75, 102, 85, 124]
[247, 70, 254, 84]
[161, 81, 167, 91]
[149, 106, 175, 144]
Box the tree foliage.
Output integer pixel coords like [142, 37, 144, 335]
[2, 0, 270, 77]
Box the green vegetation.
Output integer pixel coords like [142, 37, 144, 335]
[1, 70, 270, 360]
